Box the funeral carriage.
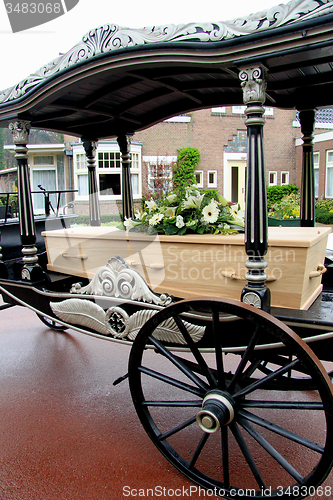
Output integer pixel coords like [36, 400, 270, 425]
[1, 1, 333, 498]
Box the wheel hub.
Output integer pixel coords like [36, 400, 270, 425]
[196, 391, 235, 433]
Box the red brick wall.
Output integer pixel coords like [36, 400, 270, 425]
[296, 135, 333, 200]
[136, 107, 297, 193]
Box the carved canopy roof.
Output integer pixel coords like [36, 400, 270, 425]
[0, 0, 333, 139]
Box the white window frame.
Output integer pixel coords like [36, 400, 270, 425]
[211, 107, 226, 114]
[30, 154, 57, 214]
[130, 152, 141, 196]
[232, 106, 246, 114]
[268, 171, 277, 186]
[314, 152, 319, 198]
[264, 107, 274, 116]
[207, 170, 217, 188]
[145, 156, 175, 194]
[73, 142, 142, 201]
[325, 150, 333, 198]
[195, 170, 203, 188]
[97, 150, 122, 197]
[75, 153, 89, 198]
[281, 171, 290, 185]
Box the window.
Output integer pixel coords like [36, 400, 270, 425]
[75, 154, 88, 196]
[31, 155, 57, 213]
[98, 151, 121, 169]
[99, 172, 121, 195]
[195, 170, 203, 188]
[281, 171, 289, 185]
[148, 163, 173, 193]
[74, 144, 142, 200]
[314, 152, 319, 198]
[231, 106, 273, 116]
[98, 151, 121, 196]
[326, 150, 333, 198]
[131, 152, 140, 196]
[268, 171, 277, 186]
[33, 155, 54, 165]
[264, 107, 274, 116]
[211, 107, 226, 114]
[232, 106, 246, 114]
[207, 170, 217, 188]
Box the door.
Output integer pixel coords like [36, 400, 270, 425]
[227, 160, 247, 209]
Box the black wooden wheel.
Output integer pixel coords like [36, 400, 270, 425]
[128, 298, 333, 499]
[37, 314, 68, 331]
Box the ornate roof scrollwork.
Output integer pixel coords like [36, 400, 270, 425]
[0, 0, 332, 104]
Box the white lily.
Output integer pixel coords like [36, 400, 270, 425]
[145, 199, 157, 211]
[182, 193, 204, 210]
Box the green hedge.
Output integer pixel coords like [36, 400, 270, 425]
[266, 184, 299, 208]
[74, 214, 123, 225]
[315, 208, 333, 225]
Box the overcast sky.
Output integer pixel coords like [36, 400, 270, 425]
[0, 0, 281, 90]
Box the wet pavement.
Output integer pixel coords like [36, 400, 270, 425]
[1, 299, 333, 500]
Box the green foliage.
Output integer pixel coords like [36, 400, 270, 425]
[314, 200, 333, 224]
[315, 208, 333, 225]
[204, 189, 218, 201]
[73, 214, 122, 225]
[266, 184, 299, 208]
[0, 194, 17, 206]
[315, 199, 333, 211]
[269, 193, 300, 220]
[172, 147, 200, 198]
[125, 187, 244, 236]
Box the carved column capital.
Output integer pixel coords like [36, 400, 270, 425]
[299, 109, 315, 147]
[239, 66, 267, 105]
[117, 135, 132, 154]
[82, 139, 98, 162]
[8, 120, 31, 144]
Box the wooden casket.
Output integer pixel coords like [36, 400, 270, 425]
[42, 225, 331, 310]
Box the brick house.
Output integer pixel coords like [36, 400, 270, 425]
[295, 109, 333, 201]
[135, 106, 297, 209]
[3, 107, 332, 215]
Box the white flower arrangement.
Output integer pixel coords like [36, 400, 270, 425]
[126, 187, 244, 235]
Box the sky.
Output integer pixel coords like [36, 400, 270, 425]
[0, 0, 281, 91]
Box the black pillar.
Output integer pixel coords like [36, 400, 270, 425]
[82, 139, 101, 227]
[0, 238, 7, 278]
[117, 135, 134, 221]
[299, 109, 316, 227]
[239, 66, 270, 311]
[9, 120, 43, 281]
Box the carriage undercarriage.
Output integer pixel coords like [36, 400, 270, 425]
[2, 1, 333, 498]
[1, 254, 333, 499]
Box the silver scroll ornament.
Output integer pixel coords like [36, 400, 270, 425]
[50, 300, 205, 343]
[70, 256, 172, 307]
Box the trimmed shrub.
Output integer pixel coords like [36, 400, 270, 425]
[266, 184, 299, 208]
[73, 214, 122, 225]
[315, 208, 333, 225]
[204, 189, 218, 200]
